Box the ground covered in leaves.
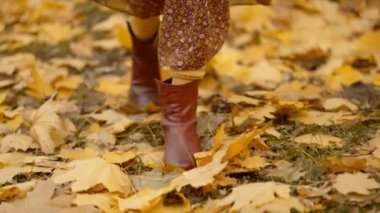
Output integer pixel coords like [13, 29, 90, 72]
[1, 0, 380, 212]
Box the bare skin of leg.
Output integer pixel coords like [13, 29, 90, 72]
[129, 16, 160, 40]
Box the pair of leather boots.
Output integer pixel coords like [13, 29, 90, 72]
[128, 26, 201, 170]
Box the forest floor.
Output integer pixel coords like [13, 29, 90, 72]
[1, 0, 380, 212]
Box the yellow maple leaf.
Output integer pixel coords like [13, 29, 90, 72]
[26, 67, 54, 99]
[102, 151, 136, 164]
[53, 157, 132, 194]
[74, 193, 119, 213]
[54, 75, 83, 90]
[327, 65, 364, 90]
[96, 77, 129, 96]
[29, 99, 77, 154]
[118, 181, 178, 212]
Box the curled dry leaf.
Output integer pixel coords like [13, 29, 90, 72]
[29, 99, 77, 154]
[333, 172, 380, 195]
[53, 157, 132, 194]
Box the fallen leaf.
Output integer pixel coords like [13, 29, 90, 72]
[226, 94, 260, 106]
[324, 156, 367, 173]
[333, 172, 380, 195]
[102, 151, 136, 164]
[296, 110, 357, 126]
[89, 109, 134, 133]
[0, 166, 52, 185]
[26, 67, 54, 99]
[176, 146, 228, 189]
[1, 134, 37, 153]
[0, 180, 36, 201]
[117, 181, 178, 212]
[54, 75, 83, 90]
[74, 193, 119, 213]
[294, 134, 342, 147]
[148, 193, 190, 213]
[268, 160, 306, 182]
[58, 148, 99, 160]
[53, 158, 132, 194]
[37, 23, 84, 44]
[51, 58, 87, 71]
[29, 99, 77, 154]
[323, 98, 358, 112]
[237, 155, 269, 170]
[215, 182, 303, 211]
[0, 180, 97, 213]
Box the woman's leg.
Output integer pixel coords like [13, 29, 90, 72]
[156, 73, 203, 170]
[156, 0, 229, 170]
[127, 16, 161, 106]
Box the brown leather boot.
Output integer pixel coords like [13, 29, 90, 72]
[128, 24, 160, 106]
[157, 79, 202, 170]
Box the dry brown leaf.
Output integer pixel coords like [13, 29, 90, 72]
[176, 146, 228, 189]
[102, 151, 136, 164]
[0, 134, 38, 153]
[333, 172, 380, 195]
[89, 109, 134, 134]
[268, 160, 306, 182]
[294, 134, 342, 147]
[324, 156, 367, 173]
[117, 181, 178, 212]
[29, 99, 77, 154]
[226, 94, 260, 106]
[0, 166, 52, 185]
[53, 158, 132, 194]
[296, 110, 357, 126]
[74, 193, 119, 213]
[0, 180, 36, 201]
[215, 182, 303, 211]
[58, 148, 99, 160]
[323, 98, 358, 112]
[0, 180, 98, 213]
[237, 155, 269, 170]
